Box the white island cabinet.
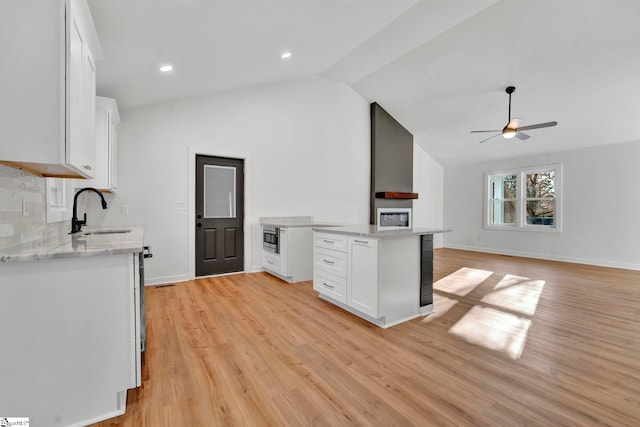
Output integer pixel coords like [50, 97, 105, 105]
[347, 237, 380, 318]
[0, 0, 103, 178]
[0, 227, 144, 426]
[313, 226, 449, 328]
[262, 227, 312, 283]
[260, 217, 336, 283]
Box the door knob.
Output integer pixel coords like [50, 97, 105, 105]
[197, 214, 202, 219]
[197, 223, 202, 228]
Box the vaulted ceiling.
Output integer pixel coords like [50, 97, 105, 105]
[88, 0, 640, 166]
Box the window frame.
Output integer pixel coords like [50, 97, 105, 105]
[484, 164, 562, 233]
[46, 178, 73, 223]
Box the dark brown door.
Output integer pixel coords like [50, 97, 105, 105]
[195, 155, 244, 276]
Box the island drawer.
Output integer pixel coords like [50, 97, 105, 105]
[313, 271, 347, 304]
[262, 250, 283, 274]
[314, 247, 347, 278]
[314, 232, 347, 252]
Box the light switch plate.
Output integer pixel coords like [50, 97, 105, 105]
[120, 205, 129, 215]
[176, 201, 188, 210]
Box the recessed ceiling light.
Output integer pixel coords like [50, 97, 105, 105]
[159, 65, 173, 73]
[280, 51, 292, 60]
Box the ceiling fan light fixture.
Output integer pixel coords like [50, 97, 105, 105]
[472, 86, 558, 143]
[502, 127, 517, 139]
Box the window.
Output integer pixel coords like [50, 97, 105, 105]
[46, 178, 72, 223]
[48, 178, 66, 207]
[486, 164, 561, 232]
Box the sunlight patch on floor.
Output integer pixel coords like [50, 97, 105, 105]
[421, 293, 459, 323]
[480, 274, 546, 316]
[433, 267, 493, 296]
[449, 306, 531, 360]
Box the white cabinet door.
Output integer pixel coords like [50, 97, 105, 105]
[279, 228, 289, 276]
[0, 254, 137, 425]
[82, 48, 97, 175]
[67, 0, 97, 178]
[86, 97, 120, 191]
[0, 0, 101, 178]
[347, 237, 380, 318]
[110, 119, 119, 190]
[67, 11, 85, 173]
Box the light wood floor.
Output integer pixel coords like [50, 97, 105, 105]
[92, 249, 640, 426]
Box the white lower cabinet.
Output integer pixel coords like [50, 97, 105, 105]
[263, 249, 285, 276]
[0, 253, 141, 426]
[313, 233, 381, 318]
[313, 231, 421, 328]
[347, 237, 380, 318]
[262, 226, 315, 283]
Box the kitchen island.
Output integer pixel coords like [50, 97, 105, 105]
[0, 226, 144, 426]
[260, 216, 336, 283]
[312, 225, 449, 328]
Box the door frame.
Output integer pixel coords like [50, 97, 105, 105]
[188, 146, 252, 280]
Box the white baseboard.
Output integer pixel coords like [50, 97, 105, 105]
[443, 244, 640, 271]
[146, 268, 267, 286]
[70, 407, 125, 427]
[145, 274, 189, 286]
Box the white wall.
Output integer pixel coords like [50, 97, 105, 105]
[413, 141, 444, 247]
[443, 140, 640, 270]
[88, 77, 373, 284]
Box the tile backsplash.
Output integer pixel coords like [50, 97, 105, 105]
[0, 164, 68, 250]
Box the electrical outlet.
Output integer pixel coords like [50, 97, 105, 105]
[120, 205, 129, 215]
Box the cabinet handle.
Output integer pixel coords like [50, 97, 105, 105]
[267, 260, 273, 265]
[322, 259, 334, 265]
[323, 239, 335, 244]
[322, 282, 334, 289]
[354, 239, 368, 244]
[84, 164, 92, 171]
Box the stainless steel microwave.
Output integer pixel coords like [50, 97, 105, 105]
[263, 226, 280, 253]
[377, 208, 412, 230]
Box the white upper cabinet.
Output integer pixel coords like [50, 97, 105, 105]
[85, 96, 120, 192]
[0, 0, 103, 178]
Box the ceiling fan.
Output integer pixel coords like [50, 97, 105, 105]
[471, 86, 557, 143]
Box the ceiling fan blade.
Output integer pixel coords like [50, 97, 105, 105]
[517, 121, 558, 131]
[516, 132, 530, 140]
[470, 130, 500, 133]
[478, 133, 502, 144]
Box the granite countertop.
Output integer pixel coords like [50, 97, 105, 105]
[0, 225, 145, 263]
[260, 216, 338, 228]
[312, 224, 451, 238]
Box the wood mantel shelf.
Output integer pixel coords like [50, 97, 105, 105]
[375, 192, 419, 200]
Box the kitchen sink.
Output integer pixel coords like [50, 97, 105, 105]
[83, 229, 132, 236]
